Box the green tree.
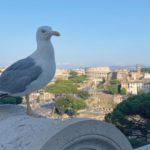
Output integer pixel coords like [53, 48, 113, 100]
[69, 71, 78, 79]
[105, 93, 150, 148]
[77, 91, 90, 100]
[108, 85, 118, 94]
[70, 75, 86, 83]
[69, 70, 86, 83]
[97, 80, 105, 89]
[141, 67, 150, 73]
[45, 80, 78, 94]
[109, 79, 119, 85]
[106, 79, 120, 94]
[0, 96, 22, 104]
[55, 96, 86, 116]
[120, 87, 126, 95]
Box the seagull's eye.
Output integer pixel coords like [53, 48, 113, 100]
[41, 29, 46, 33]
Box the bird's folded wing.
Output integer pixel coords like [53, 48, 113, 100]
[0, 57, 42, 94]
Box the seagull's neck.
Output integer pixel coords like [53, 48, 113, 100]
[31, 39, 55, 61]
[37, 39, 54, 55]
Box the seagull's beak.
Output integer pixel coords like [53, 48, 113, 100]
[51, 31, 60, 36]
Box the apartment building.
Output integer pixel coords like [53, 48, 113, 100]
[127, 79, 150, 94]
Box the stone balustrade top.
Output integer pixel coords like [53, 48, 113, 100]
[135, 145, 150, 150]
[0, 105, 146, 150]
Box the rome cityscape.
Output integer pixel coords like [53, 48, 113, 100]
[0, 64, 149, 120]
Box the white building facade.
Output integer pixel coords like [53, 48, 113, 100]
[128, 80, 150, 95]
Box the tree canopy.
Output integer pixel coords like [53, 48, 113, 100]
[109, 79, 120, 85]
[107, 85, 118, 94]
[45, 80, 78, 94]
[69, 70, 78, 79]
[69, 75, 86, 83]
[45, 70, 87, 94]
[141, 67, 150, 73]
[105, 93, 150, 148]
[120, 87, 126, 95]
[0, 96, 22, 104]
[69, 70, 86, 83]
[77, 91, 90, 100]
[104, 79, 120, 94]
[55, 95, 86, 116]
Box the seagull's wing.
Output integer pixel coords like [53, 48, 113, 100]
[0, 57, 42, 94]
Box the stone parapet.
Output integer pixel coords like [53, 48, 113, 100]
[0, 105, 134, 150]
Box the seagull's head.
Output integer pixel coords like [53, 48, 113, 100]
[36, 26, 60, 41]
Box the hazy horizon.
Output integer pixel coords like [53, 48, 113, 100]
[1, 63, 149, 71]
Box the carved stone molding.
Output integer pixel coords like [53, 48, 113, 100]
[41, 119, 133, 150]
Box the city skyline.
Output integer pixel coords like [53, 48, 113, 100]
[0, 1, 150, 67]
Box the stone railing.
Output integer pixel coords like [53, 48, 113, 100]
[0, 105, 148, 150]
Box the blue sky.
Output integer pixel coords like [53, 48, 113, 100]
[0, 0, 150, 68]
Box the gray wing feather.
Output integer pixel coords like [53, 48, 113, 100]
[0, 57, 42, 94]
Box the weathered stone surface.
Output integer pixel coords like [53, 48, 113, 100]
[41, 119, 133, 150]
[0, 105, 133, 150]
[135, 144, 150, 150]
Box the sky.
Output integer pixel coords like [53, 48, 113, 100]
[0, 0, 150, 68]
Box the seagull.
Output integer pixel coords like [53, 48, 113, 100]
[0, 26, 60, 115]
